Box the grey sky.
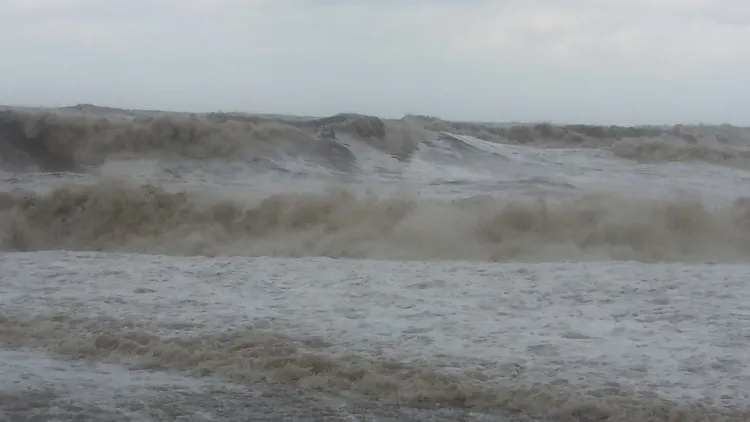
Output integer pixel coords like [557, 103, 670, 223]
[1, 0, 749, 124]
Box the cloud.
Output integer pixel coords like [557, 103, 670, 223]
[4, 1, 745, 66]
[0, 0, 748, 123]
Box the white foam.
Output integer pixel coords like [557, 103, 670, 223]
[0, 349, 229, 402]
[5, 130, 750, 205]
[2, 252, 749, 410]
[442, 133, 750, 201]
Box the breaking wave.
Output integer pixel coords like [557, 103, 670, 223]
[3, 106, 750, 174]
[0, 108, 428, 173]
[3, 181, 750, 262]
[612, 136, 750, 169]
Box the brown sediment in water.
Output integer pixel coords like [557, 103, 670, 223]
[0, 313, 746, 422]
[3, 105, 750, 172]
[3, 180, 750, 263]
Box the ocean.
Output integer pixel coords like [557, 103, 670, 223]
[1, 104, 750, 421]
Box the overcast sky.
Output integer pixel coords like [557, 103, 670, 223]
[1, 0, 749, 124]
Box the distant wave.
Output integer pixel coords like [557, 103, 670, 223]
[0, 108, 427, 173]
[4, 180, 750, 262]
[612, 136, 750, 169]
[2, 106, 750, 174]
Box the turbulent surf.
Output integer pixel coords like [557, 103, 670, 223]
[3, 104, 750, 421]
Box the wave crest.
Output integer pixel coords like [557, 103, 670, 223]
[3, 181, 750, 262]
[0, 109, 430, 172]
[4, 106, 750, 173]
[612, 136, 750, 168]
